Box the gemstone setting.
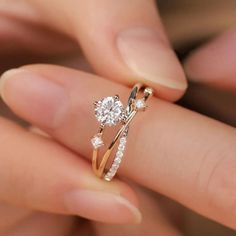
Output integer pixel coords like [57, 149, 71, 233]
[135, 98, 146, 110]
[104, 134, 127, 181]
[94, 96, 124, 126]
[91, 134, 104, 149]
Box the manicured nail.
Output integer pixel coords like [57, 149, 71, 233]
[117, 27, 187, 90]
[0, 68, 69, 128]
[64, 190, 142, 224]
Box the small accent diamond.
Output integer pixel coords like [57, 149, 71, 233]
[135, 98, 146, 110]
[111, 165, 117, 172]
[116, 150, 124, 158]
[114, 157, 122, 163]
[91, 135, 104, 149]
[118, 143, 125, 151]
[144, 87, 153, 95]
[120, 137, 127, 144]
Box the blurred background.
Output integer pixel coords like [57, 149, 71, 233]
[0, 0, 236, 235]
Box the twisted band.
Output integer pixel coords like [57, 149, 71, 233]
[91, 84, 153, 181]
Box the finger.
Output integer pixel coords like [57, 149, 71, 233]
[0, 203, 31, 234]
[184, 27, 236, 91]
[0, 3, 81, 73]
[28, 0, 187, 101]
[93, 186, 182, 236]
[0, 3, 76, 56]
[4, 212, 74, 236]
[0, 117, 140, 224]
[1, 65, 236, 229]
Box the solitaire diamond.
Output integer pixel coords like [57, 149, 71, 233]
[94, 96, 124, 126]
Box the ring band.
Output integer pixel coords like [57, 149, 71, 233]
[91, 83, 153, 181]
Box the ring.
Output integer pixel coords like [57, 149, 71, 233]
[90, 83, 153, 181]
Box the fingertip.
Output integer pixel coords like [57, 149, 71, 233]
[64, 189, 142, 224]
[117, 27, 187, 98]
[70, 1, 187, 102]
[184, 27, 236, 90]
[0, 68, 23, 102]
[114, 195, 142, 224]
[184, 46, 211, 83]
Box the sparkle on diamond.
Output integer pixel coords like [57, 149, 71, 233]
[95, 96, 124, 126]
[91, 135, 104, 149]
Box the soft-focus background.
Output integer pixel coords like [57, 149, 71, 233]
[0, 0, 236, 235]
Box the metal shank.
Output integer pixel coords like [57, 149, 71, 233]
[92, 83, 153, 179]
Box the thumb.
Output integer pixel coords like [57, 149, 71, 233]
[29, 0, 187, 101]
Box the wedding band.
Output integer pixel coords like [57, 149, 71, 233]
[90, 83, 153, 181]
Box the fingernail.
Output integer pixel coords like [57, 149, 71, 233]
[117, 27, 187, 90]
[0, 68, 69, 128]
[64, 190, 142, 224]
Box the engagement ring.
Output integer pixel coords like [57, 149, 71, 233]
[91, 84, 153, 181]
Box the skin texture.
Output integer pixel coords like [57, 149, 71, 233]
[0, 0, 235, 235]
[0, 0, 187, 101]
[0, 0, 187, 234]
[1, 65, 236, 231]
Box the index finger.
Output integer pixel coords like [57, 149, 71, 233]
[27, 0, 187, 101]
[1, 65, 236, 229]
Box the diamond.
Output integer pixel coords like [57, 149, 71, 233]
[94, 96, 124, 126]
[104, 175, 112, 181]
[116, 150, 124, 158]
[114, 157, 122, 163]
[91, 135, 104, 149]
[135, 98, 146, 110]
[144, 87, 153, 95]
[111, 166, 118, 172]
[106, 172, 113, 178]
[120, 137, 127, 144]
[118, 144, 125, 151]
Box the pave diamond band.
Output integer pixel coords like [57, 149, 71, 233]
[91, 84, 153, 181]
[104, 131, 128, 181]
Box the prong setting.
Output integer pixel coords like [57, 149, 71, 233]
[94, 96, 124, 126]
[92, 85, 152, 181]
[114, 95, 119, 101]
[135, 98, 146, 110]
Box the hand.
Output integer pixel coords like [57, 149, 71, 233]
[0, 63, 235, 232]
[0, 0, 186, 100]
[0, 0, 188, 234]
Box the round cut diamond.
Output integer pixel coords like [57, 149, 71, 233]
[95, 96, 124, 126]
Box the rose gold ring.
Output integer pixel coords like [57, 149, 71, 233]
[90, 83, 153, 181]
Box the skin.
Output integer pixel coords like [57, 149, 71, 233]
[0, 0, 187, 235]
[0, 0, 235, 235]
[185, 27, 236, 90]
